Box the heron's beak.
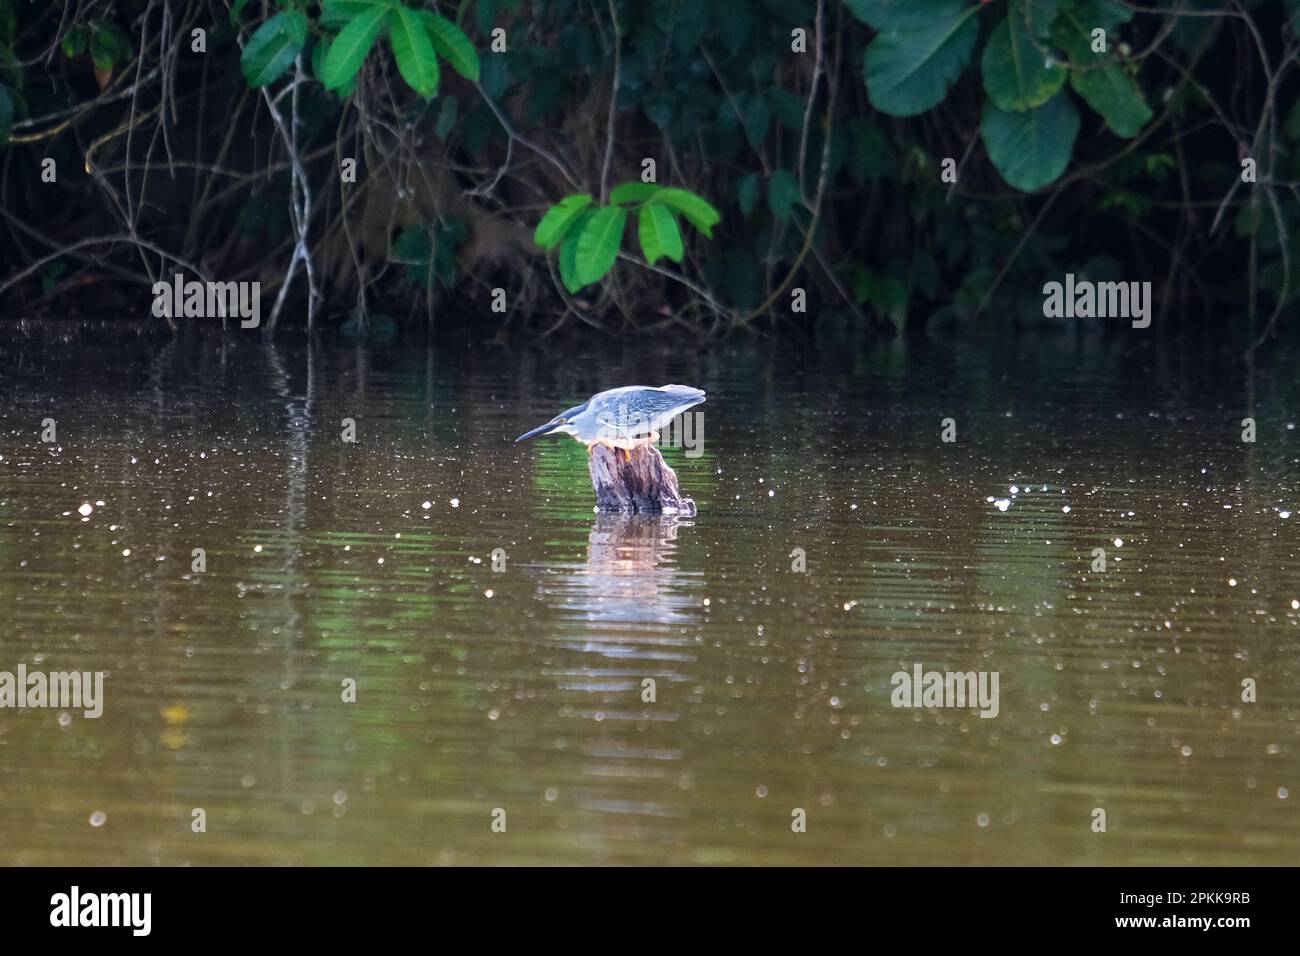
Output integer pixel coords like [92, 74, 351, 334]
[515, 419, 562, 442]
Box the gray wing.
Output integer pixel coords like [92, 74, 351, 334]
[594, 386, 705, 431]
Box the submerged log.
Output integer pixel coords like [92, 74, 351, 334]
[587, 444, 697, 516]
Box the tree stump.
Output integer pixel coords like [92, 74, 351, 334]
[587, 444, 697, 516]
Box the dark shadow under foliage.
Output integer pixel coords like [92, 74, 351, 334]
[0, 0, 1296, 348]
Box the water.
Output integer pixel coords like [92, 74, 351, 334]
[1, 325, 1296, 865]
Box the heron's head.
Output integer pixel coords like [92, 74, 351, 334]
[515, 402, 587, 442]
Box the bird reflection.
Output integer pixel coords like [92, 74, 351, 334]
[549, 513, 700, 634]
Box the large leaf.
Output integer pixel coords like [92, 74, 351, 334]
[1053, 7, 1151, 138]
[311, 36, 357, 98]
[60, 26, 88, 58]
[737, 173, 762, 217]
[1069, 60, 1151, 138]
[90, 31, 116, 72]
[534, 194, 593, 249]
[322, 4, 389, 91]
[558, 209, 595, 293]
[863, 2, 980, 117]
[1167, 0, 1222, 53]
[638, 203, 684, 265]
[90, 23, 134, 72]
[434, 95, 459, 139]
[981, 15, 1066, 112]
[654, 188, 720, 237]
[420, 12, 481, 82]
[609, 182, 661, 204]
[575, 206, 628, 285]
[845, 0, 953, 31]
[391, 225, 433, 284]
[741, 93, 771, 148]
[1071, 0, 1133, 30]
[390, 6, 440, 99]
[240, 11, 307, 87]
[320, 1, 386, 29]
[980, 91, 1079, 191]
[1025, 0, 1061, 38]
[767, 169, 800, 224]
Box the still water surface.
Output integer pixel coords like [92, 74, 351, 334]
[1, 327, 1296, 864]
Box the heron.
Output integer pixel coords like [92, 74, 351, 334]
[515, 384, 706, 454]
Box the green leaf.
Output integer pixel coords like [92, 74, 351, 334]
[534, 194, 593, 250]
[768, 87, 806, 130]
[392, 225, 433, 284]
[241, 12, 308, 87]
[737, 172, 762, 217]
[312, 36, 358, 98]
[0, 83, 12, 145]
[311, 37, 326, 80]
[845, 0, 949, 31]
[742, 93, 771, 148]
[1025, 0, 1061, 38]
[480, 51, 509, 98]
[90, 24, 122, 72]
[1053, 7, 1151, 138]
[476, 0, 502, 41]
[61, 26, 89, 58]
[862, 1, 981, 117]
[609, 182, 661, 204]
[670, 0, 710, 53]
[559, 209, 595, 293]
[432, 218, 467, 284]
[654, 188, 720, 237]
[311, 35, 327, 78]
[390, 6, 440, 99]
[851, 267, 909, 325]
[980, 91, 1079, 191]
[1069, 61, 1151, 138]
[1072, 0, 1133, 30]
[320, 1, 385, 30]
[767, 169, 800, 224]
[981, 15, 1066, 112]
[434, 95, 459, 139]
[0, 0, 13, 47]
[322, 4, 388, 91]
[420, 12, 481, 82]
[101, 23, 134, 62]
[575, 206, 628, 285]
[638, 203, 684, 265]
[230, 0, 252, 27]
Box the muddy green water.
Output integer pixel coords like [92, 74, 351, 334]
[0, 328, 1296, 865]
